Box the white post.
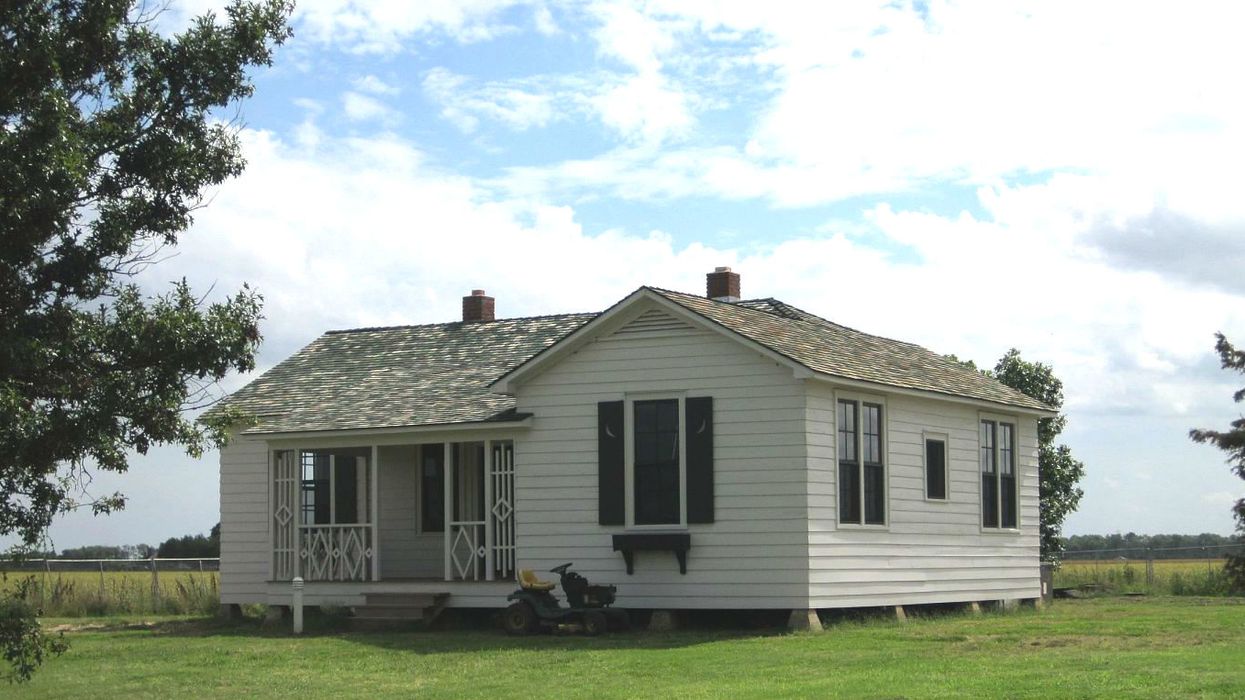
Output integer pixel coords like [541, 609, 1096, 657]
[443, 442, 453, 582]
[484, 439, 495, 582]
[293, 449, 302, 581]
[370, 445, 380, 582]
[292, 577, 304, 635]
[267, 449, 275, 582]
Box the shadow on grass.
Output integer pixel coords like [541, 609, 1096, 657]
[42, 602, 1014, 656]
[44, 607, 803, 655]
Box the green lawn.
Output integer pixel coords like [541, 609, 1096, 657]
[12, 597, 1245, 698]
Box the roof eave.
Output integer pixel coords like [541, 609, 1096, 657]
[805, 372, 1058, 417]
[240, 414, 535, 441]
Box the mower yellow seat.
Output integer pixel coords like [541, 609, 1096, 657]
[519, 568, 556, 592]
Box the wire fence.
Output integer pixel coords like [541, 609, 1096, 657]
[0, 558, 222, 616]
[1056, 544, 1243, 595]
[1062, 543, 1245, 563]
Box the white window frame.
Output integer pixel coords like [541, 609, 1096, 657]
[835, 391, 889, 529]
[624, 391, 688, 530]
[299, 449, 369, 526]
[923, 431, 950, 502]
[979, 412, 1021, 533]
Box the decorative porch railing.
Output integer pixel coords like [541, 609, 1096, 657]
[448, 522, 486, 581]
[299, 525, 374, 582]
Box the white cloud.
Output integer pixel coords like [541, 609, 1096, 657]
[422, 68, 559, 134]
[353, 74, 400, 96]
[294, 0, 526, 53]
[532, 3, 559, 36]
[592, 72, 693, 144]
[341, 91, 396, 123]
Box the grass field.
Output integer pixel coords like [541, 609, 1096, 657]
[1054, 558, 1232, 596]
[9, 597, 1245, 698]
[0, 570, 220, 616]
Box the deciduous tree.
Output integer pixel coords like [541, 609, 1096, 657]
[992, 349, 1086, 562]
[1, 0, 290, 547]
[1, 1, 289, 680]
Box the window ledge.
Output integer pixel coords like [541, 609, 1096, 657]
[836, 523, 890, 531]
[611, 533, 691, 574]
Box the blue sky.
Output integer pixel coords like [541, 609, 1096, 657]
[23, 0, 1245, 550]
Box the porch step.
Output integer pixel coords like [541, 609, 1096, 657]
[350, 592, 451, 630]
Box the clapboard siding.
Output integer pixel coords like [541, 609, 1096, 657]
[376, 446, 444, 579]
[514, 304, 810, 609]
[805, 384, 1041, 607]
[219, 436, 270, 603]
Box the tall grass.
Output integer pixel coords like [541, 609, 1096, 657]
[1, 571, 220, 616]
[1054, 558, 1233, 596]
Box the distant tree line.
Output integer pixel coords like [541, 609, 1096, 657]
[155, 523, 220, 558]
[46, 524, 219, 560]
[1064, 533, 1242, 559]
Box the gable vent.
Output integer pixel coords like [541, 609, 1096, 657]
[614, 309, 695, 336]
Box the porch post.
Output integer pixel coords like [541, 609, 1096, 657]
[443, 442, 453, 582]
[370, 445, 380, 582]
[267, 448, 275, 582]
[484, 439, 495, 581]
[293, 447, 302, 581]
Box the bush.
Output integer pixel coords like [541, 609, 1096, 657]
[0, 578, 67, 683]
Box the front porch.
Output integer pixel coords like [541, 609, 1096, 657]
[261, 578, 516, 609]
[267, 433, 521, 597]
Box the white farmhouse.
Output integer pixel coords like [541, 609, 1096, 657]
[212, 268, 1054, 626]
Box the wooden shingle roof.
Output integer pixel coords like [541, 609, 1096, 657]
[216, 286, 1051, 435]
[649, 288, 1052, 412]
[215, 313, 595, 434]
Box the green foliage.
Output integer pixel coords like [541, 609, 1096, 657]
[1189, 333, 1245, 593]
[57, 544, 153, 559]
[992, 349, 1086, 562]
[1064, 532, 1240, 558]
[0, 1, 291, 547]
[156, 524, 219, 558]
[0, 579, 67, 684]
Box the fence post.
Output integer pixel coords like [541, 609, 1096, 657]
[42, 558, 50, 608]
[99, 560, 106, 600]
[1146, 548, 1154, 589]
[150, 557, 160, 611]
[198, 559, 204, 573]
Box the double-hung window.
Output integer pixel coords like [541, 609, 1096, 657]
[598, 395, 713, 528]
[299, 448, 370, 526]
[838, 398, 885, 525]
[632, 398, 682, 526]
[980, 420, 1017, 529]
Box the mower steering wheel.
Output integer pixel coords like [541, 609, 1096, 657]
[549, 562, 573, 575]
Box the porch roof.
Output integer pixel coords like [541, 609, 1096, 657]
[209, 312, 595, 434]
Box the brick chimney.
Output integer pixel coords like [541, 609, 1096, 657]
[706, 267, 740, 302]
[462, 289, 495, 323]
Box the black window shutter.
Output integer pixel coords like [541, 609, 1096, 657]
[598, 401, 625, 525]
[685, 396, 714, 523]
